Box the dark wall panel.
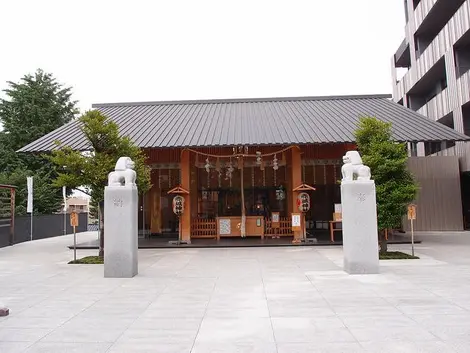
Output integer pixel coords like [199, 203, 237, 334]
[0, 213, 88, 249]
[405, 156, 464, 231]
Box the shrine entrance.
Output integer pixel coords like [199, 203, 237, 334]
[190, 146, 294, 240]
[141, 143, 354, 244]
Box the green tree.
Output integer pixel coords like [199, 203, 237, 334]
[48, 110, 152, 256]
[0, 133, 22, 172]
[0, 69, 79, 214]
[0, 69, 78, 155]
[355, 117, 418, 253]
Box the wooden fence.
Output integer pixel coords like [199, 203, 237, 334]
[265, 217, 294, 236]
[191, 218, 217, 238]
[190, 216, 293, 238]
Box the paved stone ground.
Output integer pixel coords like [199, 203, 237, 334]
[0, 231, 470, 353]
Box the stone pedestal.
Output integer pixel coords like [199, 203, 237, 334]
[340, 180, 379, 274]
[104, 186, 138, 278]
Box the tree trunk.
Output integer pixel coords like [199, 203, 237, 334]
[98, 202, 104, 257]
[379, 229, 388, 254]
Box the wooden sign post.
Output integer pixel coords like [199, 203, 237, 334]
[407, 204, 416, 256]
[70, 211, 79, 262]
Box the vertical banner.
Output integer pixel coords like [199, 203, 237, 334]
[62, 186, 67, 212]
[26, 176, 33, 213]
[63, 186, 67, 235]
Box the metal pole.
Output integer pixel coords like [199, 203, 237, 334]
[411, 219, 415, 257]
[142, 193, 145, 237]
[86, 198, 90, 228]
[97, 206, 101, 240]
[178, 216, 182, 244]
[303, 213, 306, 241]
[30, 211, 33, 241]
[73, 226, 77, 262]
[63, 186, 67, 235]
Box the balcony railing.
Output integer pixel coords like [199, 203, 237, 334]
[414, 0, 440, 34]
[394, 38, 409, 64]
[416, 88, 450, 121]
[396, 1, 470, 94]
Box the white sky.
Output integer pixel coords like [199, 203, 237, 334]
[1, 0, 406, 113]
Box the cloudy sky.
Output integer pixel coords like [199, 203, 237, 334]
[1, 0, 406, 113]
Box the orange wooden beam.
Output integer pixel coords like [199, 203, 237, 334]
[180, 149, 191, 243]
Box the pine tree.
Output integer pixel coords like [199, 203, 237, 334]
[48, 110, 151, 256]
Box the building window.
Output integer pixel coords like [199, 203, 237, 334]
[424, 142, 442, 156]
[462, 104, 470, 137]
[454, 30, 470, 78]
[409, 142, 418, 157]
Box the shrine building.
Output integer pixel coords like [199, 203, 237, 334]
[19, 94, 469, 243]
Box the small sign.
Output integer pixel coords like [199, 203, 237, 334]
[70, 212, 79, 227]
[272, 212, 280, 229]
[334, 203, 342, 214]
[291, 213, 301, 231]
[407, 204, 416, 220]
[219, 219, 231, 235]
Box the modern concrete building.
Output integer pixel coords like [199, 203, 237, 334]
[391, 0, 470, 227]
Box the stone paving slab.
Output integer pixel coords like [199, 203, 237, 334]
[0, 232, 469, 352]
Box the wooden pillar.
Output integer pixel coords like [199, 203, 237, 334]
[291, 146, 302, 243]
[286, 153, 293, 216]
[190, 162, 198, 219]
[149, 170, 162, 234]
[150, 187, 161, 234]
[181, 149, 191, 243]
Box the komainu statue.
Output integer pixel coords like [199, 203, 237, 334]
[108, 157, 137, 187]
[341, 151, 371, 182]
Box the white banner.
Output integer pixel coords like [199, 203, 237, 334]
[62, 186, 67, 212]
[26, 176, 33, 213]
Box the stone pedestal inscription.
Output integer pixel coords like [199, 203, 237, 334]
[104, 157, 138, 278]
[340, 151, 379, 274]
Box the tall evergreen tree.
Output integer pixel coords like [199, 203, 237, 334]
[0, 69, 77, 153]
[0, 69, 79, 214]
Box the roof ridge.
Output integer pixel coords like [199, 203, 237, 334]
[92, 94, 392, 108]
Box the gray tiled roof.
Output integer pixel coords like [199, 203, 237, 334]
[18, 94, 469, 152]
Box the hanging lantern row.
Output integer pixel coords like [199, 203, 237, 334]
[203, 153, 280, 174]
